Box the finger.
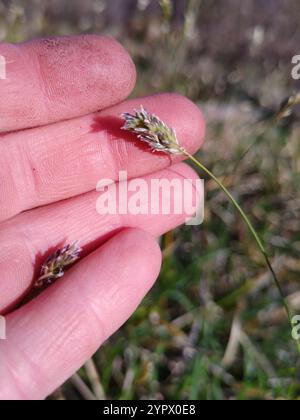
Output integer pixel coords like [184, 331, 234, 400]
[0, 35, 136, 133]
[0, 163, 202, 312]
[0, 228, 162, 400]
[0, 93, 205, 222]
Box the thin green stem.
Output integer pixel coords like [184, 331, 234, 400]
[181, 148, 300, 356]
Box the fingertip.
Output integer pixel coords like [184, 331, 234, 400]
[28, 34, 137, 111]
[0, 35, 137, 131]
[117, 227, 162, 280]
[99, 36, 137, 100]
[98, 228, 162, 288]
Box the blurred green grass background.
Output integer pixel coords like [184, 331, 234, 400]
[1, 0, 300, 400]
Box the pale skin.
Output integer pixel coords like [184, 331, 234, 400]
[0, 35, 205, 400]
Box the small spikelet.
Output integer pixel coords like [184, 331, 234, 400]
[122, 106, 183, 155]
[35, 242, 82, 289]
[276, 91, 300, 120]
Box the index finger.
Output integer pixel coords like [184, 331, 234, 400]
[0, 35, 136, 133]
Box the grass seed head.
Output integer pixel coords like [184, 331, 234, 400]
[122, 106, 183, 155]
[35, 242, 82, 289]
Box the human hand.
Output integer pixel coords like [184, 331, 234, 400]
[0, 35, 205, 399]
